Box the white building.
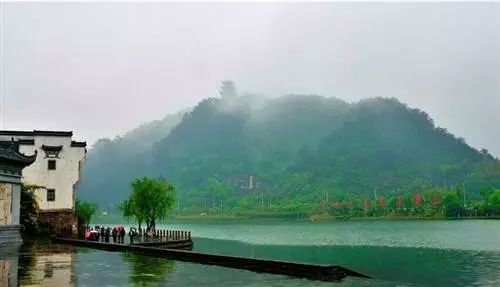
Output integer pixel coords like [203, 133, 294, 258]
[0, 130, 86, 235]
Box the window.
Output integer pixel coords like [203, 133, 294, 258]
[41, 145, 62, 158]
[48, 160, 56, 170]
[47, 189, 55, 201]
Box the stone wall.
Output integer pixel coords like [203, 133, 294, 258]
[37, 210, 77, 237]
[0, 183, 12, 225]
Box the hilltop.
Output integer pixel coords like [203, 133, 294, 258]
[78, 88, 500, 217]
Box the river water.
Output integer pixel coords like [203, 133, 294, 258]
[1, 219, 499, 286]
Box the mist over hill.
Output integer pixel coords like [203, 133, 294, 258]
[78, 86, 500, 215]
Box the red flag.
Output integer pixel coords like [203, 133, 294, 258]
[363, 198, 370, 209]
[378, 196, 385, 208]
[396, 196, 402, 209]
[413, 193, 422, 207]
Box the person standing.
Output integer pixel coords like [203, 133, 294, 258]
[100, 226, 105, 241]
[112, 227, 117, 243]
[119, 227, 126, 243]
[105, 227, 110, 243]
[129, 227, 137, 244]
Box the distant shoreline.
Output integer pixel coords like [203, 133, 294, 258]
[92, 214, 500, 225]
[171, 214, 500, 221]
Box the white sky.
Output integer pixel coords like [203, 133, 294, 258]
[1, 2, 499, 156]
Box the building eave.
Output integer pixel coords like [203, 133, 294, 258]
[41, 145, 63, 152]
[0, 130, 73, 137]
[0, 145, 37, 168]
[18, 139, 35, 145]
[71, 141, 87, 148]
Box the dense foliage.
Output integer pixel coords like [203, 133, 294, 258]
[78, 111, 185, 211]
[78, 91, 500, 218]
[20, 183, 41, 233]
[120, 177, 175, 229]
[75, 199, 97, 227]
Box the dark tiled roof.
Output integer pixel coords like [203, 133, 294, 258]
[0, 144, 37, 167]
[0, 130, 33, 136]
[71, 141, 87, 148]
[19, 139, 35, 145]
[0, 130, 73, 137]
[41, 145, 63, 152]
[0, 140, 19, 150]
[34, 130, 73, 137]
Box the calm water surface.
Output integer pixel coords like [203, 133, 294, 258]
[1, 219, 498, 286]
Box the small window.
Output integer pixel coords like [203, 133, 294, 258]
[48, 160, 56, 170]
[47, 189, 55, 201]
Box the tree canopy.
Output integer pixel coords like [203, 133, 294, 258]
[120, 176, 175, 230]
[78, 92, 500, 218]
[75, 199, 97, 227]
[20, 183, 42, 233]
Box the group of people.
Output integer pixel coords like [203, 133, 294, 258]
[84, 226, 127, 243]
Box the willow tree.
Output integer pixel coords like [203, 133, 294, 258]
[120, 176, 175, 230]
[75, 198, 97, 228]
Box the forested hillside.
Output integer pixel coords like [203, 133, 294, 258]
[78, 88, 500, 217]
[78, 111, 186, 209]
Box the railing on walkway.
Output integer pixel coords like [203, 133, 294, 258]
[135, 228, 191, 243]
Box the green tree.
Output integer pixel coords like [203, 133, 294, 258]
[205, 178, 233, 214]
[487, 189, 500, 215]
[77, 94, 500, 217]
[120, 176, 175, 230]
[20, 183, 42, 234]
[75, 199, 97, 228]
[442, 191, 463, 217]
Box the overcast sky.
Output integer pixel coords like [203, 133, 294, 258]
[1, 2, 499, 156]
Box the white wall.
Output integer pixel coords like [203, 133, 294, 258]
[2, 134, 86, 211]
[30, 253, 74, 287]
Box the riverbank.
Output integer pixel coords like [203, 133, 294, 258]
[93, 213, 499, 225]
[309, 214, 500, 221]
[172, 213, 500, 221]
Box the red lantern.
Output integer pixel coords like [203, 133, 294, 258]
[413, 193, 422, 207]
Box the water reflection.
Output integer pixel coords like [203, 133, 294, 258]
[4, 237, 498, 287]
[0, 242, 21, 287]
[18, 240, 75, 287]
[10, 240, 359, 287]
[122, 253, 175, 286]
[14, 240, 178, 287]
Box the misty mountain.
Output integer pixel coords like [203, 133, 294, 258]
[77, 92, 500, 212]
[78, 111, 186, 208]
